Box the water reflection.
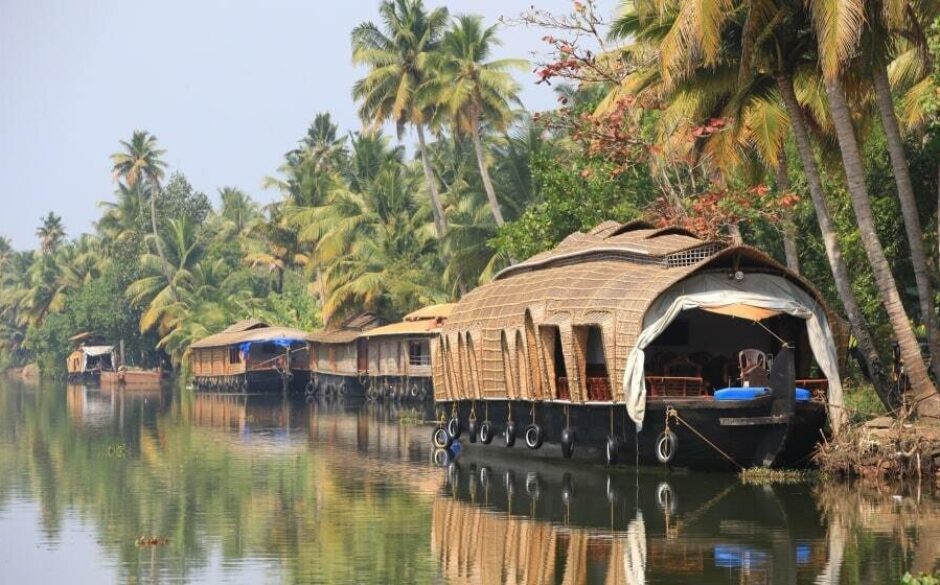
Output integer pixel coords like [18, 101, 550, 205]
[0, 380, 938, 584]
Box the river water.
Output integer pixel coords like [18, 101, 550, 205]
[0, 380, 937, 584]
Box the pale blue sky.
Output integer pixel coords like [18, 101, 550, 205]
[0, 0, 615, 249]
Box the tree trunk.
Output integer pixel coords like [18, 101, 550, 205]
[415, 124, 448, 238]
[316, 266, 327, 307]
[469, 110, 505, 226]
[776, 73, 896, 410]
[824, 75, 938, 415]
[149, 184, 177, 301]
[872, 63, 940, 382]
[775, 159, 800, 274]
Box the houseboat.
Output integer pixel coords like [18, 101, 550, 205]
[430, 220, 845, 470]
[358, 304, 453, 400]
[307, 312, 385, 397]
[190, 319, 312, 393]
[67, 344, 116, 383]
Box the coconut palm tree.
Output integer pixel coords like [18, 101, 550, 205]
[310, 159, 445, 323]
[110, 131, 173, 297]
[793, 0, 938, 410]
[218, 187, 259, 235]
[36, 212, 65, 255]
[427, 15, 526, 226]
[613, 0, 899, 407]
[351, 0, 450, 237]
[857, 0, 940, 382]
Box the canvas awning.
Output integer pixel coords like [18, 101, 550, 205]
[623, 272, 844, 432]
[700, 304, 782, 321]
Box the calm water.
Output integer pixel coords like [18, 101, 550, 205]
[0, 380, 938, 584]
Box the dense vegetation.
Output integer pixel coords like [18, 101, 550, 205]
[1, 0, 939, 411]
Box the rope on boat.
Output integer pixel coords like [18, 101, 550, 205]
[665, 406, 744, 471]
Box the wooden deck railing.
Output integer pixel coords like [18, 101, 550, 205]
[555, 376, 613, 401]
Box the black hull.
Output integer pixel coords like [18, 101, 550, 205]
[194, 369, 310, 394]
[308, 372, 433, 401]
[435, 397, 827, 471]
[67, 371, 103, 384]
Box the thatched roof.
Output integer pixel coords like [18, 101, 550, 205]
[494, 222, 723, 281]
[404, 303, 454, 322]
[441, 222, 833, 401]
[191, 324, 313, 350]
[309, 312, 386, 344]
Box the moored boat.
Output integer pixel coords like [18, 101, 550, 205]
[430, 220, 845, 470]
[189, 320, 313, 393]
[67, 344, 116, 384]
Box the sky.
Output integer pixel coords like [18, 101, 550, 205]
[0, 0, 616, 250]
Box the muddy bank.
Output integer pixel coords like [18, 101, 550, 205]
[3, 364, 38, 381]
[815, 417, 940, 484]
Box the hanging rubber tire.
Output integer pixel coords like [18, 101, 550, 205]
[524, 424, 544, 449]
[655, 429, 678, 464]
[478, 421, 493, 444]
[432, 448, 452, 467]
[605, 436, 621, 466]
[504, 470, 515, 496]
[561, 473, 574, 505]
[525, 472, 541, 501]
[337, 382, 346, 396]
[468, 419, 478, 443]
[656, 482, 677, 514]
[432, 427, 452, 450]
[560, 428, 576, 459]
[410, 384, 419, 398]
[447, 416, 462, 440]
[504, 421, 516, 447]
[479, 466, 491, 491]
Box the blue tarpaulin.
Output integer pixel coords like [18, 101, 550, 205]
[714, 387, 811, 401]
[238, 338, 305, 353]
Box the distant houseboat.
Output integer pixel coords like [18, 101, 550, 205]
[307, 313, 386, 397]
[190, 320, 312, 393]
[357, 304, 453, 400]
[67, 345, 116, 383]
[431, 220, 846, 470]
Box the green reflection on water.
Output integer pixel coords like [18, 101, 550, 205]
[0, 379, 937, 584]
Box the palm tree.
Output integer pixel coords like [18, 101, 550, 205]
[860, 0, 940, 381]
[788, 0, 937, 411]
[110, 131, 173, 297]
[613, 0, 898, 407]
[218, 187, 259, 235]
[36, 212, 65, 255]
[351, 0, 450, 238]
[309, 157, 445, 323]
[429, 15, 526, 226]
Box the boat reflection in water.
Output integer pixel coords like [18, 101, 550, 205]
[432, 454, 836, 585]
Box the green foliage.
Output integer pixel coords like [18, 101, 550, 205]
[902, 572, 940, 585]
[494, 148, 656, 259]
[25, 312, 74, 378]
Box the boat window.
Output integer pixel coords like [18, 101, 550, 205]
[408, 339, 430, 366]
[585, 326, 611, 400]
[228, 347, 240, 364]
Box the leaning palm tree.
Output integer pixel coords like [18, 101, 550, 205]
[428, 15, 526, 226]
[351, 0, 450, 238]
[35, 212, 65, 255]
[110, 131, 173, 297]
[805, 0, 939, 411]
[613, 0, 899, 408]
[856, 0, 940, 381]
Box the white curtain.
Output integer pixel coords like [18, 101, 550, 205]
[622, 273, 844, 432]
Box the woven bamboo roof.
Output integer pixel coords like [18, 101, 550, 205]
[444, 221, 832, 369]
[191, 324, 313, 349]
[308, 312, 386, 344]
[362, 320, 444, 338]
[404, 303, 455, 322]
[222, 319, 269, 333]
[495, 221, 724, 281]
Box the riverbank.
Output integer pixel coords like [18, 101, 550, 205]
[815, 417, 940, 484]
